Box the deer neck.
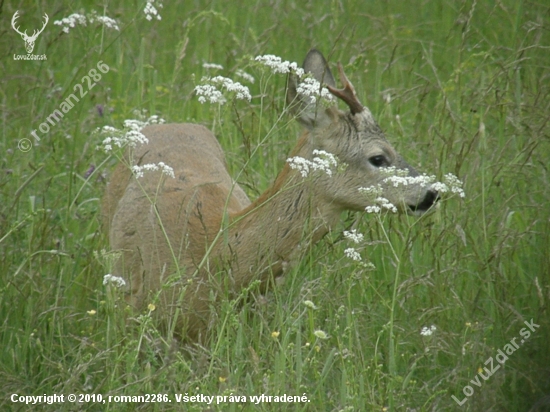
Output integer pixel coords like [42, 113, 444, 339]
[214, 136, 342, 285]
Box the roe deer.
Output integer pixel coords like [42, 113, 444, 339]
[103, 49, 439, 341]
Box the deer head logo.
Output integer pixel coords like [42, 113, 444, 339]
[12, 11, 49, 54]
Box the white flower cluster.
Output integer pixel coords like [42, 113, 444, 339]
[203, 63, 224, 70]
[287, 149, 338, 178]
[313, 329, 328, 340]
[358, 185, 383, 197]
[343, 230, 364, 261]
[236, 69, 255, 84]
[144, 0, 163, 21]
[254, 55, 305, 76]
[384, 174, 434, 188]
[364, 205, 380, 214]
[100, 127, 148, 152]
[195, 76, 251, 104]
[194, 84, 225, 104]
[132, 162, 175, 179]
[123, 115, 164, 131]
[54, 13, 86, 33]
[375, 197, 398, 213]
[343, 229, 364, 244]
[364, 197, 398, 214]
[434, 173, 466, 198]
[344, 248, 362, 261]
[103, 274, 126, 288]
[54, 11, 120, 34]
[420, 325, 437, 336]
[296, 76, 334, 104]
[379, 166, 410, 177]
[255, 55, 334, 104]
[98, 115, 164, 152]
[359, 185, 398, 214]
[380, 167, 465, 198]
[381, 166, 434, 189]
[94, 15, 119, 30]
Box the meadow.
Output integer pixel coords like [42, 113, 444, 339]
[1, 0, 549, 410]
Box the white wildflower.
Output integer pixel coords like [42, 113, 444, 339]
[313, 329, 329, 340]
[424, 173, 465, 198]
[236, 69, 255, 84]
[101, 125, 117, 133]
[376, 197, 398, 213]
[254, 54, 305, 77]
[195, 84, 226, 104]
[53, 13, 87, 33]
[100, 128, 148, 152]
[195, 76, 251, 104]
[361, 195, 397, 214]
[132, 162, 175, 179]
[211, 76, 251, 101]
[304, 300, 317, 310]
[98, 115, 164, 152]
[379, 167, 465, 198]
[123, 115, 164, 131]
[420, 325, 437, 336]
[382, 173, 435, 188]
[203, 63, 224, 70]
[344, 247, 362, 261]
[296, 76, 334, 104]
[359, 185, 383, 197]
[444, 173, 466, 198]
[144, 114, 164, 125]
[379, 166, 410, 177]
[287, 156, 310, 177]
[311, 150, 338, 175]
[94, 15, 119, 30]
[343, 229, 364, 244]
[287, 150, 338, 178]
[363, 261, 376, 270]
[103, 274, 126, 288]
[430, 181, 449, 193]
[123, 119, 146, 131]
[54, 11, 120, 33]
[365, 205, 381, 213]
[359, 185, 397, 213]
[144, 0, 163, 21]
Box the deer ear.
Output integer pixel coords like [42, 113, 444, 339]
[287, 49, 338, 130]
[303, 49, 336, 88]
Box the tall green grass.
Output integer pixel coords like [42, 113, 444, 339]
[1, 0, 549, 411]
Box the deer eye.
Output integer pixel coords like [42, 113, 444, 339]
[368, 155, 388, 168]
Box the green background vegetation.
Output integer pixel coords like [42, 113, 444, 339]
[1, 0, 549, 410]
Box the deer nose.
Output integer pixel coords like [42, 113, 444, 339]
[408, 189, 439, 213]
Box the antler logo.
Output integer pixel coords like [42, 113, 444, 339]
[12, 11, 49, 54]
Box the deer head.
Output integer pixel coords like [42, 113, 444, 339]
[287, 49, 438, 215]
[12, 11, 49, 54]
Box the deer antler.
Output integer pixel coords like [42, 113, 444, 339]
[11, 11, 48, 40]
[11, 11, 26, 37]
[37, 13, 50, 35]
[30, 13, 49, 40]
[12, 11, 49, 54]
[327, 62, 364, 115]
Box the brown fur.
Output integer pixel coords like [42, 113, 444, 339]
[103, 50, 438, 341]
